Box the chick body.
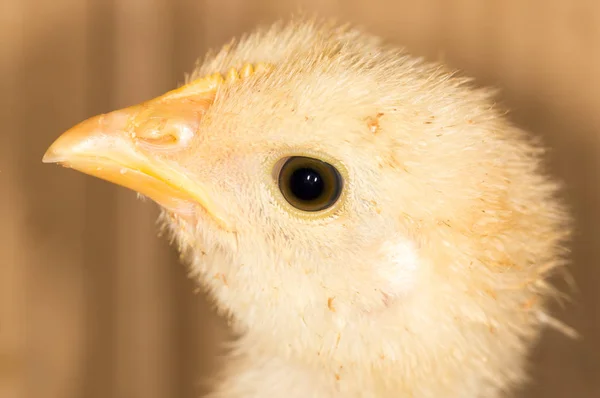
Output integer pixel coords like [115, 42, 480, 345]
[44, 20, 572, 398]
[176, 21, 570, 398]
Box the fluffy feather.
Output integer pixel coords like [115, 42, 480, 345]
[159, 20, 572, 397]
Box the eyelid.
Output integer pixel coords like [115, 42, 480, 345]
[271, 157, 289, 182]
[266, 148, 349, 183]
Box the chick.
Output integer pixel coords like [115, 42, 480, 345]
[43, 20, 572, 398]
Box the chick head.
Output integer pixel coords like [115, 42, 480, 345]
[43, 20, 571, 389]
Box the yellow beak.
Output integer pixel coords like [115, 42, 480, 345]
[42, 83, 233, 231]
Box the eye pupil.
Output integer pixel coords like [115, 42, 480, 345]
[289, 168, 324, 201]
[277, 156, 343, 212]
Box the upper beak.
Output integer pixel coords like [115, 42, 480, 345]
[42, 89, 233, 231]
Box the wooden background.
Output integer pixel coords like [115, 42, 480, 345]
[1, 0, 598, 397]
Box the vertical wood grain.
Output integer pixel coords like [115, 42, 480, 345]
[15, 0, 90, 397]
[0, 2, 24, 398]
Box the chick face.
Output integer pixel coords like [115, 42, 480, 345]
[44, 56, 426, 330]
[44, 21, 570, 381]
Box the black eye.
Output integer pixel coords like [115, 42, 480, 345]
[278, 156, 343, 212]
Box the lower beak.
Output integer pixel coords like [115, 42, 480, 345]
[42, 107, 232, 231]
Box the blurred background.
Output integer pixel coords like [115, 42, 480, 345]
[1, 0, 598, 397]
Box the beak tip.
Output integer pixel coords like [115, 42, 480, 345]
[42, 143, 65, 164]
[42, 152, 55, 164]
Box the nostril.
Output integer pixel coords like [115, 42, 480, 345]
[142, 132, 178, 145]
[165, 119, 195, 146]
[134, 118, 195, 151]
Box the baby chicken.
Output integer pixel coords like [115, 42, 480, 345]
[43, 20, 571, 398]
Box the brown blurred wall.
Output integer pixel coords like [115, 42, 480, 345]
[1, 0, 598, 397]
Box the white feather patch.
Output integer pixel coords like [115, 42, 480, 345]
[378, 238, 420, 296]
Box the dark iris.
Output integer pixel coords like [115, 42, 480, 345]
[278, 156, 343, 212]
[289, 167, 325, 201]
